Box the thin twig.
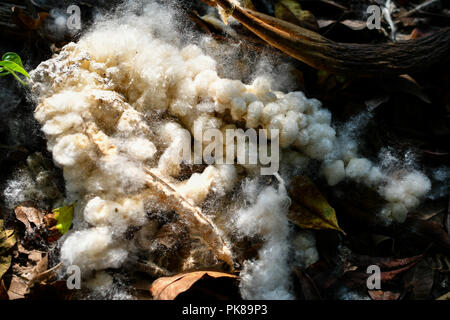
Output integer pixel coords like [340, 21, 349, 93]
[399, 0, 440, 18]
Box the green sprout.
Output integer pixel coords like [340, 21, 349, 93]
[0, 52, 30, 86]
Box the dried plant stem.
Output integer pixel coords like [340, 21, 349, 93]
[208, 0, 450, 77]
[144, 167, 234, 270]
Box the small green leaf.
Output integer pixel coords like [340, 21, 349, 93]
[2, 52, 24, 68]
[0, 52, 29, 85]
[52, 202, 76, 235]
[1, 67, 27, 85]
[0, 61, 29, 78]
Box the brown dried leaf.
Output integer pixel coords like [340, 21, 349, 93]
[381, 264, 418, 282]
[7, 275, 29, 300]
[150, 271, 237, 300]
[342, 263, 416, 290]
[401, 217, 450, 254]
[14, 205, 45, 233]
[409, 259, 435, 300]
[7, 249, 48, 300]
[295, 268, 322, 300]
[340, 253, 424, 290]
[12, 7, 49, 31]
[348, 253, 424, 270]
[408, 206, 445, 221]
[368, 290, 400, 300]
[306, 260, 344, 290]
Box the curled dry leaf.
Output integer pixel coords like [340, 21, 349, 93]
[341, 264, 417, 290]
[14, 205, 45, 234]
[7, 276, 29, 300]
[341, 254, 424, 290]
[150, 271, 237, 300]
[7, 244, 48, 300]
[288, 176, 344, 233]
[380, 264, 419, 282]
[312, 253, 425, 291]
